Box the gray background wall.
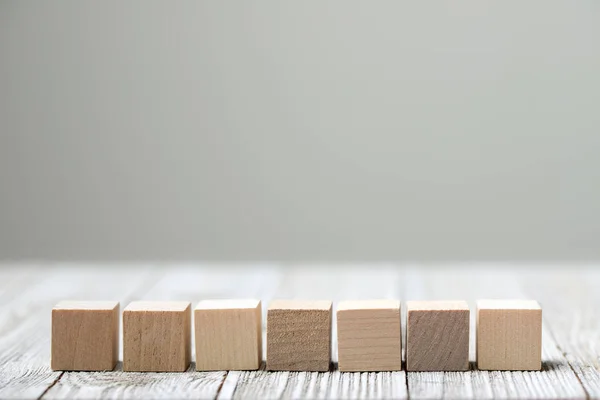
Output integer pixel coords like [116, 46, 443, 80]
[1, 1, 599, 261]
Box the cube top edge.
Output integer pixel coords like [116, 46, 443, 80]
[337, 299, 400, 311]
[195, 299, 261, 310]
[53, 300, 119, 311]
[268, 299, 332, 311]
[406, 300, 469, 311]
[124, 301, 191, 312]
[476, 299, 541, 310]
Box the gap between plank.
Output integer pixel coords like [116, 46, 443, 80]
[38, 267, 166, 400]
[214, 370, 229, 400]
[37, 372, 64, 400]
[558, 345, 590, 400]
[542, 311, 590, 400]
[404, 369, 409, 399]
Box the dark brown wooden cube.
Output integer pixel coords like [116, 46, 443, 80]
[406, 300, 470, 372]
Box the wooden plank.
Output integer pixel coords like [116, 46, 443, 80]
[0, 265, 44, 302]
[0, 265, 47, 341]
[520, 268, 600, 398]
[0, 264, 157, 400]
[219, 367, 408, 400]
[407, 372, 444, 399]
[404, 266, 586, 399]
[0, 263, 595, 399]
[217, 265, 408, 400]
[44, 264, 280, 399]
[0, 265, 55, 399]
[44, 365, 226, 400]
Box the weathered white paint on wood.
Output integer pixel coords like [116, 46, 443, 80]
[44, 363, 226, 400]
[0, 264, 597, 399]
[44, 265, 278, 399]
[218, 367, 408, 400]
[521, 268, 600, 398]
[403, 266, 587, 399]
[0, 265, 156, 399]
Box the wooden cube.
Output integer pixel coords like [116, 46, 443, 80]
[123, 301, 191, 372]
[266, 300, 332, 371]
[476, 299, 542, 371]
[51, 301, 119, 371]
[406, 300, 470, 372]
[337, 300, 401, 372]
[195, 299, 262, 371]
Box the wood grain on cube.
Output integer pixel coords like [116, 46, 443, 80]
[51, 301, 119, 371]
[406, 300, 470, 372]
[195, 299, 262, 371]
[337, 300, 401, 372]
[266, 300, 332, 372]
[476, 299, 542, 371]
[123, 301, 191, 372]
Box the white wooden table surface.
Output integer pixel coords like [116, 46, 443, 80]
[0, 263, 597, 399]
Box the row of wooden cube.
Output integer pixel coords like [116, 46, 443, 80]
[51, 299, 541, 372]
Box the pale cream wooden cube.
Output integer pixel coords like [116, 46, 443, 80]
[51, 301, 119, 371]
[476, 299, 542, 371]
[337, 300, 401, 372]
[195, 299, 262, 371]
[123, 301, 191, 372]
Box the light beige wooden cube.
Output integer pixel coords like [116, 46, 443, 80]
[477, 299, 542, 371]
[266, 300, 332, 372]
[51, 301, 119, 371]
[337, 300, 401, 372]
[123, 301, 191, 372]
[195, 299, 262, 371]
[406, 300, 470, 372]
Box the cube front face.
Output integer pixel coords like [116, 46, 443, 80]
[477, 301, 542, 371]
[195, 300, 262, 371]
[406, 301, 470, 372]
[51, 301, 119, 371]
[123, 302, 191, 372]
[266, 300, 332, 372]
[337, 300, 401, 372]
